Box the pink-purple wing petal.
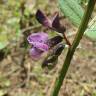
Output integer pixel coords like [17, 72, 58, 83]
[27, 32, 48, 44]
[30, 47, 43, 58]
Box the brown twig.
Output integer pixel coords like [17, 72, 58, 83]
[63, 32, 71, 46]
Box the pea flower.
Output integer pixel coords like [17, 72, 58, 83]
[27, 32, 63, 60]
[27, 32, 49, 59]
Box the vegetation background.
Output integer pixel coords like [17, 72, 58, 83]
[0, 0, 96, 96]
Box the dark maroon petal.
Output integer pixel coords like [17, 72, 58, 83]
[52, 12, 66, 33]
[47, 36, 63, 47]
[42, 43, 65, 68]
[52, 12, 60, 29]
[36, 9, 51, 27]
[42, 55, 57, 68]
[57, 26, 66, 33]
[53, 43, 65, 55]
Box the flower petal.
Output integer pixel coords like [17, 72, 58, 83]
[47, 36, 63, 47]
[52, 12, 66, 33]
[30, 47, 43, 58]
[36, 9, 51, 27]
[32, 42, 49, 51]
[52, 12, 60, 29]
[27, 32, 48, 44]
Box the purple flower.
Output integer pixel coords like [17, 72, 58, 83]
[36, 9, 66, 33]
[27, 32, 63, 60]
[27, 32, 49, 59]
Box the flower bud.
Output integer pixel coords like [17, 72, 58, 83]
[36, 9, 66, 33]
[42, 43, 65, 69]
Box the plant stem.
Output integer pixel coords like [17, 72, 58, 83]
[51, 0, 95, 96]
[63, 32, 71, 46]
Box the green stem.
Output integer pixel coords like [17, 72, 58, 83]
[51, 0, 95, 96]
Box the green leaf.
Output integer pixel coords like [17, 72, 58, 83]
[0, 90, 7, 96]
[6, 17, 21, 39]
[0, 33, 9, 50]
[58, 0, 96, 41]
[58, 0, 84, 27]
[0, 17, 21, 50]
[85, 16, 96, 41]
[0, 42, 8, 50]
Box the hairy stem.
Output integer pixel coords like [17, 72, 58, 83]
[51, 0, 95, 96]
